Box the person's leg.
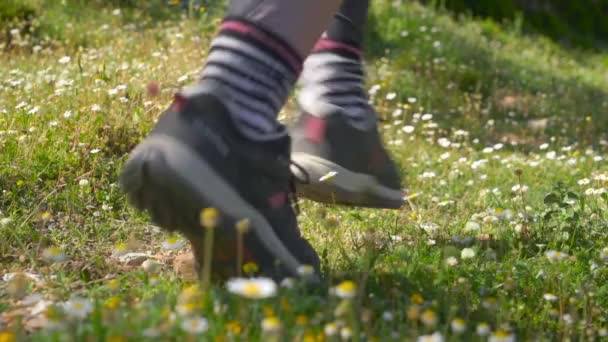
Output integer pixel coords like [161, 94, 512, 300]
[291, 0, 404, 209]
[121, 0, 341, 281]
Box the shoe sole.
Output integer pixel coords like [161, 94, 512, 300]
[120, 135, 318, 281]
[291, 152, 404, 209]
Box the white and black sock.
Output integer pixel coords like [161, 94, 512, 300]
[199, 20, 302, 140]
[298, 38, 376, 129]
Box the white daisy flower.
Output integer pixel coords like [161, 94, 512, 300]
[600, 247, 608, 261]
[451, 318, 466, 334]
[181, 316, 208, 334]
[42, 247, 67, 263]
[545, 250, 568, 262]
[58, 56, 71, 64]
[577, 178, 590, 186]
[334, 280, 357, 299]
[543, 293, 557, 302]
[226, 277, 277, 299]
[141, 259, 162, 273]
[489, 330, 515, 342]
[445, 256, 458, 266]
[340, 327, 353, 340]
[461, 248, 476, 259]
[324, 322, 338, 336]
[62, 297, 93, 319]
[262, 316, 282, 333]
[402, 125, 415, 133]
[417, 332, 444, 342]
[464, 221, 480, 232]
[476, 323, 491, 336]
[420, 309, 438, 327]
[161, 236, 186, 251]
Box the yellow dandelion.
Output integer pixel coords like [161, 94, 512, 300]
[226, 321, 242, 335]
[106, 279, 120, 292]
[263, 305, 275, 317]
[296, 314, 308, 326]
[104, 296, 121, 311]
[235, 218, 251, 234]
[410, 293, 424, 304]
[242, 262, 259, 275]
[280, 297, 292, 312]
[406, 305, 421, 320]
[112, 242, 129, 257]
[200, 208, 219, 229]
[0, 331, 15, 342]
[180, 285, 204, 302]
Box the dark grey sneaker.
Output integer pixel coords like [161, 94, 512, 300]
[290, 112, 404, 209]
[120, 84, 320, 281]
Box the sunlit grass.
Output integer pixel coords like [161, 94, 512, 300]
[1, 0, 608, 340]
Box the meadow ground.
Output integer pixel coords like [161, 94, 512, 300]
[1, 1, 608, 340]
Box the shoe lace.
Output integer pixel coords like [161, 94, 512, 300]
[288, 161, 310, 215]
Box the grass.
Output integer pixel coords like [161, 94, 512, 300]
[1, 0, 608, 340]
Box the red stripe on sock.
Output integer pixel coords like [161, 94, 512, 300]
[221, 20, 302, 73]
[313, 38, 362, 58]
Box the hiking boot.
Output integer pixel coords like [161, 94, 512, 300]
[120, 84, 320, 282]
[290, 111, 404, 208]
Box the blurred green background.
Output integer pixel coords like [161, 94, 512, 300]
[2, 0, 608, 50]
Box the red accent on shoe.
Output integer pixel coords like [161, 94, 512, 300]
[172, 93, 187, 112]
[268, 191, 287, 209]
[368, 148, 385, 172]
[304, 115, 327, 144]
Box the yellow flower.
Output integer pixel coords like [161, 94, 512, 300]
[280, 297, 292, 312]
[296, 315, 308, 326]
[112, 242, 129, 257]
[235, 218, 251, 234]
[410, 293, 424, 304]
[200, 208, 219, 229]
[263, 305, 275, 317]
[41, 211, 52, 222]
[334, 280, 356, 299]
[226, 321, 242, 335]
[406, 305, 420, 320]
[104, 296, 121, 311]
[180, 285, 203, 302]
[242, 262, 259, 275]
[0, 331, 15, 342]
[106, 279, 120, 292]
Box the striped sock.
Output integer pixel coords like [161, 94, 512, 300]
[298, 38, 376, 128]
[199, 20, 302, 140]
